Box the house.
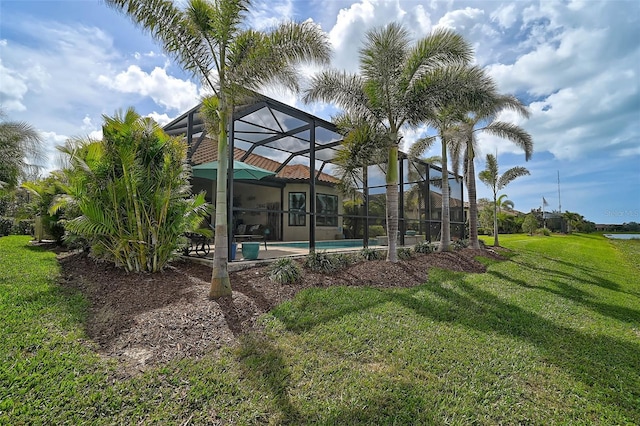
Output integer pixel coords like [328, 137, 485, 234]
[163, 93, 465, 251]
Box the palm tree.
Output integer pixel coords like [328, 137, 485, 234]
[496, 194, 514, 213]
[0, 110, 43, 191]
[449, 93, 532, 249]
[304, 23, 474, 259]
[105, 0, 331, 297]
[478, 153, 530, 246]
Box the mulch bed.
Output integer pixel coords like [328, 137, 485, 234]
[56, 247, 504, 377]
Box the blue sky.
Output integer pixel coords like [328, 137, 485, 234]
[1, 0, 639, 224]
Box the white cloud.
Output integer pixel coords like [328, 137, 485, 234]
[435, 7, 485, 31]
[146, 112, 174, 126]
[250, 0, 294, 29]
[0, 58, 29, 111]
[490, 3, 517, 29]
[98, 65, 200, 112]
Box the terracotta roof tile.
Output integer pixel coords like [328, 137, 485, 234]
[189, 138, 338, 184]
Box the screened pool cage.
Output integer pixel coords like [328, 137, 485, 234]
[163, 94, 464, 257]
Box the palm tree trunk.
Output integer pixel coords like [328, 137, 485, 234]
[439, 137, 451, 251]
[386, 143, 399, 262]
[467, 154, 480, 249]
[493, 192, 499, 247]
[210, 106, 232, 299]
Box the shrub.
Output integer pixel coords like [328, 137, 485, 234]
[11, 219, 33, 236]
[368, 225, 385, 238]
[305, 251, 351, 273]
[397, 247, 412, 260]
[269, 258, 302, 284]
[414, 241, 433, 254]
[452, 239, 469, 251]
[0, 217, 12, 236]
[57, 109, 210, 272]
[361, 247, 384, 261]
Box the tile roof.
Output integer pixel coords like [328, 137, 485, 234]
[189, 138, 339, 184]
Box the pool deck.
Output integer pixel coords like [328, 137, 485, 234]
[183, 242, 389, 272]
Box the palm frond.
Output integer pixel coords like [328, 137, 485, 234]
[484, 122, 533, 161]
[498, 166, 530, 190]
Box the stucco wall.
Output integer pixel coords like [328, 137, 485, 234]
[283, 183, 343, 241]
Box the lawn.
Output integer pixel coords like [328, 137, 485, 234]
[1, 233, 638, 424]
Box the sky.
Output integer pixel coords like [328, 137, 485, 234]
[1, 0, 639, 225]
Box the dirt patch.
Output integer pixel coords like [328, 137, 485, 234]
[57, 248, 504, 377]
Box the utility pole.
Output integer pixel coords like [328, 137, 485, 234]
[557, 170, 562, 213]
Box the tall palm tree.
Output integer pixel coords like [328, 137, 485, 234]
[304, 23, 474, 260]
[0, 110, 43, 191]
[478, 153, 530, 246]
[105, 0, 330, 297]
[449, 93, 532, 249]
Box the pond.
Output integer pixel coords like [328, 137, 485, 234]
[603, 234, 640, 240]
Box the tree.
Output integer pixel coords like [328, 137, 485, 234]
[563, 211, 583, 233]
[496, 194, 514, 213]
[305, 23, 474, 258]
[522, 213, 537, 236]
[105, 0, 331, 297]
[0, 110, 43, 191]
[478, 153, 530, 246]
[449, 93, 532, 249]
[55, 108, 209, 272]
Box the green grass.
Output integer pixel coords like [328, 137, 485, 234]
[1, 234, 639, 424]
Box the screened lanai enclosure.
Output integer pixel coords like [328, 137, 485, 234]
[163, 94, 464, 257]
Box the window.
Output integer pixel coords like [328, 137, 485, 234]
[288, 192, 306, 226]
[316, 193, 338, 226]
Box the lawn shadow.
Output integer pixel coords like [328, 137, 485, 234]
[388, 271, 640, 421]
[271, 266, 640, 421]
[236, 334, 300, 423]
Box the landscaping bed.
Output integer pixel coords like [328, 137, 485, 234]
[57, 247, 502, 377]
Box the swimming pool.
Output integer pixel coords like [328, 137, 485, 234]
[268, 239, 377, 250]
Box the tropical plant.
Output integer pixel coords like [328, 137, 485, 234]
[305, 22, 475, 260]
[0, 110, 43, 191]
[522, 213, 537, 235]
[305, 250, 352, 273]
[414, 240, 433, 254]
[496, 194, 515, 213]
[21, 174, 68, 242]
[445, 87, 532, 250]
[563, 211, 584, 234]
[268, 257, 302, 285]
[360, 247, 384, 261]
[397, 247, 413, 260]
[105, 0, 330, 296]
[479, 154, 530, 246]
[55, 108, 209, 272]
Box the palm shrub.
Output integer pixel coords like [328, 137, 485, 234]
[57, 109, 209, 272]
[361, 247, 384, 261]
[397, 247, 413, 260]
[414, 241, 433, 254]
[452, 239, 469, 251]
[268, 258, 302, 285]
[305, 251, 354, 273]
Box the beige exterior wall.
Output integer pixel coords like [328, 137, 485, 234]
[192, 178, 343, 242]
[283, 183, 343, 241]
